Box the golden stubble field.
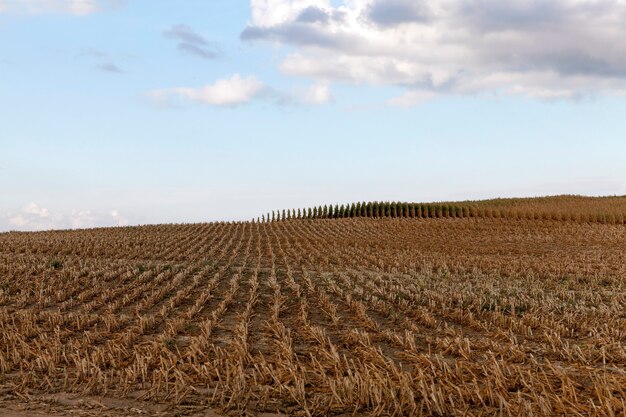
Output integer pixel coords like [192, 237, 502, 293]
[1, 212, 625, 416]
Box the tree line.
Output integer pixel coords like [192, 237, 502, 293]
[254, 201, 626, 224]
[256, 202, 477, 223]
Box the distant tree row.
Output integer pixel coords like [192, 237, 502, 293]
[255, 202, 476, 223]
[253, 201, 626, 224]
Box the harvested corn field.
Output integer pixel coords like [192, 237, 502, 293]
[1, 202, 626, 416]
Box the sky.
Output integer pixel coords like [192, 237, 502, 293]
[1, 0, 626, 231]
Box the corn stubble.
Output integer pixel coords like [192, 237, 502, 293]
[0, 209, 625, 416]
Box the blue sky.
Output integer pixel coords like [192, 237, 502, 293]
[1, 0, 626, 230]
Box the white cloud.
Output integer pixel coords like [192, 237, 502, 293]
[243, 0, 626, 104]
[110, 209, 129, 226]
[0, 0, 121, 15]
[303, 81, 332, 104]
[149, 75, 335, 108]
[22, 202, 50, 218]
[149, 74, 266, 107]
[69, 209, 97, 229]
[7, 202, 61, 230]
[1, 203, 130, 231]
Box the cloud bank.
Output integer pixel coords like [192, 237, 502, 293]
[1, 202, 129, 232]
[243, 0, 626, 104]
